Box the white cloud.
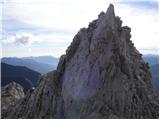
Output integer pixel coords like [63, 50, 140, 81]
[2, 32, 72, 57]
[3, 32, 73, 45]
[3, 33, 33, 45]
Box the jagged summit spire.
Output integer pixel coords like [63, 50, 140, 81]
[96, 3, 117, 32]
[98, 3, 115, 18]
[106, 4, 115, 18]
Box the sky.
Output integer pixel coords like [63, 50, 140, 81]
[1, 0, 159, 57]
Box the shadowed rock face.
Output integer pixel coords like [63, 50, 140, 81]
[2, 4, 158, 119]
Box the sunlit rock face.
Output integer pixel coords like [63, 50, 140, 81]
[2, 4, 158, 119]
[61, 5, 116, 101]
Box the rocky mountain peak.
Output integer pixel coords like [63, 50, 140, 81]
[106, 4, 115, 15]
[57, 4, 158, 118]
[2, 4, 158, 119]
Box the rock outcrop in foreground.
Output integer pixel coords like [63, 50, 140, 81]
[1, 82, 25, 112]
[2, 4, 159, 119]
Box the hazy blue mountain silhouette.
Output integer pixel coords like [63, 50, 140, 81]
[23, 56, 59, 67]
[150, 64, 159, 92]
[143, 54, 159, 66]
[1, 57, 57, 74]
[1, 62, 41, 92]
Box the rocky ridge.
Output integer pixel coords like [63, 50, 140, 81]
[1, 4, 159, 119]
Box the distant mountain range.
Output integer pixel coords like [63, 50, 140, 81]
[23, 56, 59, 67]
[150, 64, 159, 92]
[1, 56, 59, 92]
[1, 55, 158, 93]
[143, 54, 159, 66]
[143, 54, 159, 92]
[1, 62, 41, 92]
[1, 56, 59, 74]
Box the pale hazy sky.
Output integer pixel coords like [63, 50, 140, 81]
[1, 0, 159, 57]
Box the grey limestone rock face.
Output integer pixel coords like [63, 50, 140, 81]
[2, 4, 159, 119]
[1, 82, 25, 112]
[59, 4, 158, 118]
